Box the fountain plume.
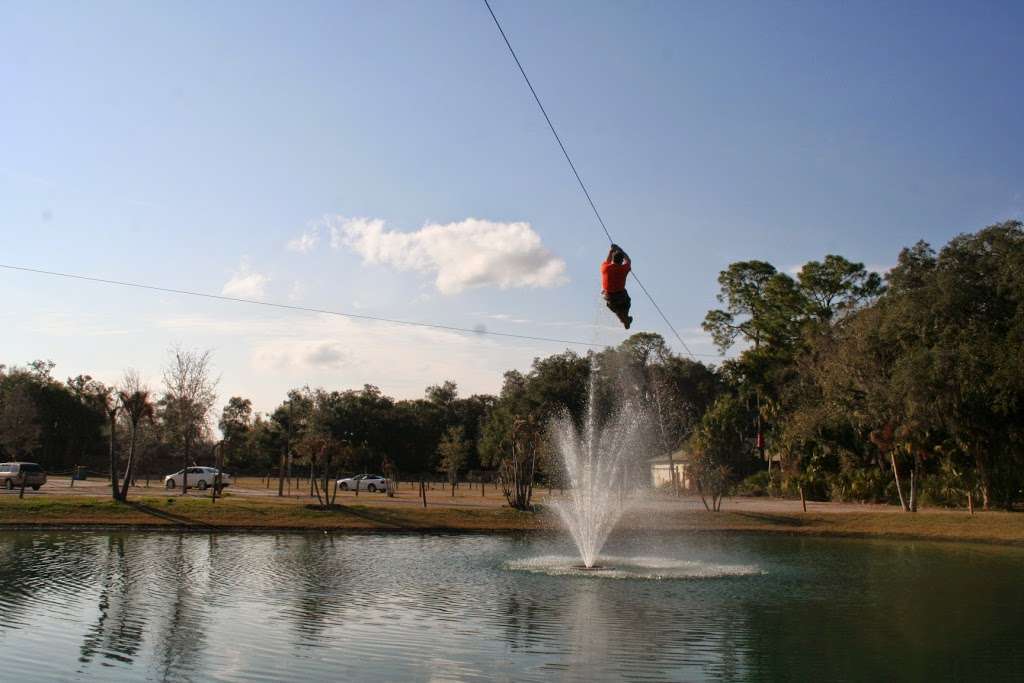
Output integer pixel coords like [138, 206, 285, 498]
[551, 367, 644, 568]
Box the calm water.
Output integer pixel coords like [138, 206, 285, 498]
[0, 530, 1022, 682]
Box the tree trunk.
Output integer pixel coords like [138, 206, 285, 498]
[323, 449, 330, 509]
[278, 449, 286, 497]
[667, 452, 677, 496]
[109, 410, 120, 501]
[119, 423, 138, 501]
[890, 452, 908, 512]
[976, 455, 991, 510]
[181, 434, 190, 495]
[967, 490, 974, 515]
[908, 454, 918, 513]
[696, 480, 711, 512]
[212, 442, 223, 502]
[799, 483, 807, 513]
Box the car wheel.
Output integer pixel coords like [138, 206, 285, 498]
[166, 479, 176, 489]
[340, 482, 348, 491]
[4, 479, 12, 490]
[367, 484, 377, 493]
[31, 485, 40, 491]
[198, 480, 208, 490]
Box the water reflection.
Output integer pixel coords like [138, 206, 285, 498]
[153, 534, 211, 681]
[0, 532, 1021, 681]
[78, 536, 144, 666]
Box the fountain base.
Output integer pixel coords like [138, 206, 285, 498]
[572, 565, 609, 571]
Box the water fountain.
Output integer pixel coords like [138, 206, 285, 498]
[550, 366, 644, 569]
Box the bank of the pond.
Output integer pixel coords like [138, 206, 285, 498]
[1, 496, 1022, 545]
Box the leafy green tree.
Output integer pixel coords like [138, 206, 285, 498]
[0, 381, 41, 460]
[219, 396, 254, 471]
[437, 425, 469, 495]
[897, 222, 1024, 508]
[703, 261, 804, 353]
[796, 255, 884, 325]
[689, 394, 757, 511]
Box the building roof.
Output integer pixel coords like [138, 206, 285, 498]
[648, 449, 691, 464]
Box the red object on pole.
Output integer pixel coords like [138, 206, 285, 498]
[756, 432, 765, 449]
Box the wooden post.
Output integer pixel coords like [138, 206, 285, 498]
[278, 450, 286, 497]
[212, 442, 223, 503]
[420, 480, 427, 508]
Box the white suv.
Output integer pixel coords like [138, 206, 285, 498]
[164, 467, 232, 490]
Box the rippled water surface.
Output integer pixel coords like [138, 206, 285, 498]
[1, 530, 1022, 681]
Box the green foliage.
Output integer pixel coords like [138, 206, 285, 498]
[3, 222, 1018, 513]
[437, 425, 469, 485]
[703, 221, 1023, 511]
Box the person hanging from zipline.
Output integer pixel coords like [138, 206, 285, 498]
[601, 243, 632, 329]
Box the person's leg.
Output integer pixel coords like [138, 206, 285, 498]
[605, 292, 632, 328]
[621, 291, 632, 329]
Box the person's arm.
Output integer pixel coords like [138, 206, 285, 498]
[619, 249, 630, 266]
[605, 246, 616, 264]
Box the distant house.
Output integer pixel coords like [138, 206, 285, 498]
[649, 449, 693, 490]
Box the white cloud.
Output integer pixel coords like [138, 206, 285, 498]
[221, 259, 269, 299]
[326, 216, 568, 295]
[254, 339, 349, 371]
[286, 227, 319, 253]
[150, 311, 553, 407]
[288, 281, 306, 302]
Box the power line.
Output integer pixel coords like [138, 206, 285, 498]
[480, 0, 697, 360]
[0, 263, 718, 357]
[0, 264, 593, 347]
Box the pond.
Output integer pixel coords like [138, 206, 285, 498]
[0, 530, 1021, 681]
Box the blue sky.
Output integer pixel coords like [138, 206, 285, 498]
[2, 0, 1021, 413]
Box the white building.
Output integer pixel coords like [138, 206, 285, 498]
[648, 449, 692, 490]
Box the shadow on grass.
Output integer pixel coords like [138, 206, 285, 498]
[730, 512, 810, 528]
[124, 501, 219, 530]
[302, 503, 420, 530]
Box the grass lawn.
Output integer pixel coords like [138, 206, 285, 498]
[0, 494, 1022, 546]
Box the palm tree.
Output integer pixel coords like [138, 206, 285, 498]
[97, 388, 121, 501]
[118, 373, 155, 502]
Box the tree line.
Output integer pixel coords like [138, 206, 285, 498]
[1, 221, 1020, 510]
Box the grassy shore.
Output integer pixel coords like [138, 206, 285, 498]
[1, 495, 1022, 546]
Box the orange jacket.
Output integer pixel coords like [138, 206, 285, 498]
[601, 260, 630, 293]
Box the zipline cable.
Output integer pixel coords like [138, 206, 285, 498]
[481, 0, 697, 360]
[0, 263, 721, 357]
